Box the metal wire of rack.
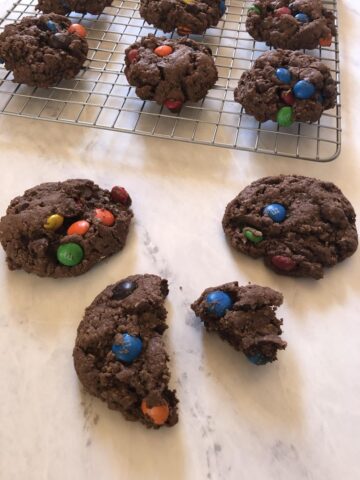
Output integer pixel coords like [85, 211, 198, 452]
[0, 0, 341, 161]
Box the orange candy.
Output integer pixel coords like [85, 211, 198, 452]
[154, 45, 173, 57]
[319, 35, 332, 47]
[68, 24, 87, 38]
[141, 399, 169, 426]
[67, 220, 90, 236]
[177, 26, 192, 35]
[94, 208, 115, 226]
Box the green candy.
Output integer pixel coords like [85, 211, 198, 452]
[57, 242, 84, 266]
[248, 5, 261, 14]
[243, 228, 263, 244]
[277, 106, 293, 127]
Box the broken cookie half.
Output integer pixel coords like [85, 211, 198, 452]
[191, 282, 287, 365]
[73, 274, 178, 428]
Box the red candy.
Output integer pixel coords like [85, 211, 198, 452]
[94, 208, 115, 226]
[154, 45, 173, 57]
[281, 90, 295, 106]
[275, 7, 292, 16]
[67, 220, 90, 236]
[141, 399, 169, 426]
[319, 35, 332, 47]
[177, 26, 192, 35]
[164, 99, 183, 112]
[127, 49, 139, 63]
[110, 186, 132, 207]
[68, 24, 87, 38]
[271, 255, 296, 272]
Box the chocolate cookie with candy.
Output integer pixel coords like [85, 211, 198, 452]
[0, 179, 133, 278]
[36, 0, 113, 15]
[222, 175, 358, 279]
[124, 34, 218, 112]
[0, 14, 88, 88]
[246, 0, 336, 50]
[73, 274, 179, 428]
[140, 0, 226, 35]
[191, 282, 287, 365]
[234, 49, 337, 126]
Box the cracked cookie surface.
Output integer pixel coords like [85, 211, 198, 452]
[36, 0, 113, 15]
[0, 179, 133, 278]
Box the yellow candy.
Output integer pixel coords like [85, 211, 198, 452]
[44, 214, 64, 231]
[183, 0, 194, 4]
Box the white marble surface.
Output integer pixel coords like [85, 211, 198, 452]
[1, 1, 360, 479]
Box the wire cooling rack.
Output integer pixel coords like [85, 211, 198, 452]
[0, 0, 340, 161]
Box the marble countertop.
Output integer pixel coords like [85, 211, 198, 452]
[1, 1, 360, 479]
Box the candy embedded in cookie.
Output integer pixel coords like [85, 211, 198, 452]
[222, 175, 358, 279]
[0, 179, 133, 278]
[73, 274, 179, 428]
[36, 0, 113, 15]
[191, 282, 287, 365]
[124, 34, 218, 112]
[0, 14, 88, 88]
[246, 0, 336, 50]
[234, 49, 337, 126]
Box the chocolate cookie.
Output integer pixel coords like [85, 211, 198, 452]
[0, 14, 88, 88]
[222, 175, 358, 279]
[125, 34, 218, 112]
[234, 49, 337, 126]
[246, 0, 336, 50]
[139, 0, 226, 35]
[73, 274, 178, 428]
[0, 180, 133, 278]
[36, 0, 112, 15]
[191, 283, 286, 365]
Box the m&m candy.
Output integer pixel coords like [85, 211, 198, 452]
[44, 214, 64, 231]
[68, 23, 87, 38]
[67, 220, 90, 236]
[271, 255, 296, 272]
[112, 280, 137, 300]
[219, 0, 226, 16]
[141, 399, 169, 426]
[293, 80, 315, 99]
[246, 352, 268, 365]
[248, 5, 261, 14]
[46, 20, 58, 32]
[243, 227, 263, 244]
[127, 49, 139, 63]
[275, 7, 291, 16]
[112, 334, 143, 363]
[281, 90, 295, 106]
[154, 45, 173, 57]
[50, 32, 71, 49]
[177, 25, 192, 35]
[164, 99, 183, 112]
[0, 58, 4, 65]
[295, 12, 310, 23]
[276, 67, 291, 84]
[276, 106, 293, 127]
[205, 290, 233, 318]
[94, 208, 115, 226]
[57, 242, 84, 266]
[263, 203, 286, 223]
[111, 186, 131, 207]
[319, 35, 332, 47]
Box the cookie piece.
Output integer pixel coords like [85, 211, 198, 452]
[0, 179, 133, 278]
[140, 0, 225, 35]
[73, 274, 178, 428]
[191, 283, 286, 365]
[36, 0, 113, 15]
[246, 0, 336, 50]
[0, 14, 88, 88]
[125, 34, 218, 111]
[222, 175, 358, 279]
[234, 49, 336, 125]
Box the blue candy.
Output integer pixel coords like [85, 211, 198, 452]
[263, 203, 287, 223]
[294, 12, 310, 23]
[246, 352, 269, 365]
[293, 80, 316, 99]
[112, 334, 143, 363]
[276, 67, 291, 84]
[46, 20, 58, 32]
[0, 58, 4, 65]
[205, 291, 233, 318]
[219, 0, 226, 16]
